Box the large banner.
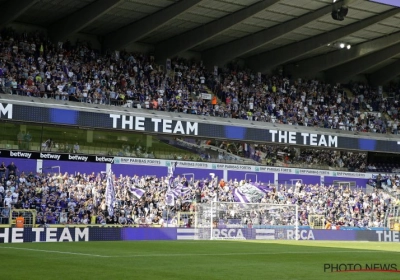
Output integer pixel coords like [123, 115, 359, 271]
[179, 228, 399, 242]
[0, 149, 114, 163]
[0, 150, 373, 180]
[0, 227, 177, 243]
[0, 228, 398, 243]
[1, 102, 400, 153]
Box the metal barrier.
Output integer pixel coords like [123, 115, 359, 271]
[308, 215, 325, 229]
[386, 206, 400, 229]
[0, 208, 36, 227]
[0, 207, 11, 225]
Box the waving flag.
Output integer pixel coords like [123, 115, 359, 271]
[233, 183, 271, 203]
[168, 161, 178, 188]
[168, 161, 178, 176]
[165, 162, 179, 206]
[105, 170, 116, 216]
[130, 187, 145, 199]
[165, 188, 175, 206]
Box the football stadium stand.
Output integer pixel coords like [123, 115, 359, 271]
[0, 28, 399, 135]
[0, 168, 398, 229]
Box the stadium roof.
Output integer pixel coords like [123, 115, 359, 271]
[2, 0, 400, 83]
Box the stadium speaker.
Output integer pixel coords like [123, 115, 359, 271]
[331, 10, 344, 21]
[332, 0, 349, 21]
[341, 6, 348, 17]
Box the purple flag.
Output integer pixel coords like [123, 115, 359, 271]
[165, 189, 175, 206]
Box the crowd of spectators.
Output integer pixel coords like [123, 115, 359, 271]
[161, 138, 368, 171]
[212, 70, 400, 134]
[0, 161, 397, 228]
[1, 28, 400, 135]
[294, 149, 367, 172]
[350, 83, 400, 134]
[202, 140, 367, 172]
[0, 27, 209, 110]
[369, 173, 400, 193]
[218, 180, 393, 228]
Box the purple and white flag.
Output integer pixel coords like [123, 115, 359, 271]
[175, 183, 191, 195]
[168, 161, 178, 176]
[165, 185, 175, 206]
[165, 162, 179, 206]
[130, 187, 145, 199]
[105, 170, 116, 216]
[233, 183, 271, 203]
[168, 162, 178, 188]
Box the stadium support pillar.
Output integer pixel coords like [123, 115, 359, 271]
[48, 0, 123, 42]
[103, 0, 202, 51]
[37, 160, 43, 174]
[0, 0, 39, 29]
[246, 8, 400, 73]
[86, 130, 93, 143]
[325, 42, 400, 83]
[106, 164, 112, 173]
[223, 170, 228, 182]
[286, 31, 400, 78]
[155, 0, 281, 63]
[203, 5, 332, 67]
[369, 59, 400, 86]
[274, 173, 278, 189]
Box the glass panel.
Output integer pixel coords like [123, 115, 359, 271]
[0, 121, 368, 172]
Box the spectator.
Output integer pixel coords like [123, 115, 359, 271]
[0, 162, 6, 179]
[6, 162, 18, 178]
[24, 131, 32, 150]
[43, 138, 53, 151]
[73, 143, 80, 153]
[0, 207, 10, 224]
[3, 190, 13, 208]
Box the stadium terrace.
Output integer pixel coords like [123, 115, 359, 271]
[1, 1, 400, 278]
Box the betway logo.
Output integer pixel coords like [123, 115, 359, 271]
[95, 156, 114, 163]
[68, 154, 88, 162]
[40, 153, 61, 160]
[10, 151, 32, 158]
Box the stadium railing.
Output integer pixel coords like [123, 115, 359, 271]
[0, 208, 36, 228]
[308, 215, 325, 229]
